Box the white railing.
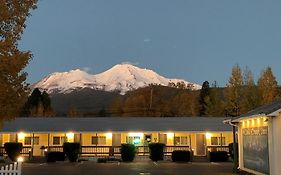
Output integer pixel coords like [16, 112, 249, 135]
[0, 162, 22, 175]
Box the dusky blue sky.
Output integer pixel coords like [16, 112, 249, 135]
[20, 0, 281, 86]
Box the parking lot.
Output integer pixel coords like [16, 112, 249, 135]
[22, 161, 235, 175]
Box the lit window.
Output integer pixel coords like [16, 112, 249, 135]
[53, 136, 66, 145]
[53, 137, 60, 145]
[92, 136, 106, 145]
[34, 137, 39, 145]
[24, 137, 32, 145]
[174, 136, 188, 145]
[126, 136, 141, 145]
[211, 137, 226, 145]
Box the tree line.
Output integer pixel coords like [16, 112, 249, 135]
[102, 65, 280, 117]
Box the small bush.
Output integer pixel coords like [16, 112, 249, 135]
[149, 143, 165, 161]
[63, 142, 81, 162]
[4, 142, 23, 162]
[172, 150, 191, 162]
[121, 144, 136, 162]
[97, 158, 107, 163]
[46, 152, 65, 162]
[209, 151, 229, 162]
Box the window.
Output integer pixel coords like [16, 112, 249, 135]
[24, 137, 32, 145]
[174, 136, 188, 145]
[211, 137, 226, 145]
[24, 136, 40, 145]
[34, 136, 39, 145]
[53, 136, 66, 145]
[92, 136, 106, 145]
[126, 136, 141, 145]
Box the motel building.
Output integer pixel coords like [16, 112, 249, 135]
[0, 117, 233, 159]
[227, 100, 281, 175]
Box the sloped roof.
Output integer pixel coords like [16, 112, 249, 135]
[241, 100, 281, 117]
[0, 117, 232, 133]
[231, 100, 281, 122]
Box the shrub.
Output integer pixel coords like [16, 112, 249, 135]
[121, 144, 136, 162]
[172, 150, 191, 162]
[63, 142, 81, 162]
[209, 151, 229, 162]
[46, 152, 66, 162]
[97, 158, 107, 163]
[149, 143, 165, 161]
[4, 142, 23, 162]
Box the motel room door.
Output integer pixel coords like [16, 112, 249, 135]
[112, 133, 121, 146]
[196, 134, 206, 156]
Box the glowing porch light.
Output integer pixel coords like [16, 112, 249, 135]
[128, 132, 144, 137]
[17, 156, 24, 162]
[106, 132, 112, 139]
[257, 118, 261, 125]
[167, 132, 174, 139]
[66, 132, 74, 141]
[18, 132, 25, 140]
[247, 120, 250, 127]
[206, 133, 212, 139]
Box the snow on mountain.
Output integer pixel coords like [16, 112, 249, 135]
[33, 64, 201, 95]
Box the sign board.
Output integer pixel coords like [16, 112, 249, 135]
[242, 126, 269, 174]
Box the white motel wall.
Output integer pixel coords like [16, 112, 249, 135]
[0, 117, 233, 157]
[231, 100, 281, 175]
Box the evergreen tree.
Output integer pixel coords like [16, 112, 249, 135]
[224, 65, 244, 117]
[21, 88, 53, 117]
[241, 67, 259, 113]
[41, 91, 53, 116]
[199, 81, 210, 116]
[205, 81, 224, 116]
[257, 67, 279, 105]
[0, 0, 37, 120]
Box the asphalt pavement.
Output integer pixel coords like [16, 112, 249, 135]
[22, 161, 236, 175]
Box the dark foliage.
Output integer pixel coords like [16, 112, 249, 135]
[209, 151, 229, 162]
[171, 150, 191, 162]
[4, 142, 23, 162]
[149, 143, 165, 161]
[46, 152, 66, 162]
[63, 142, 81, 162]
[21, 88, 53, 117]
[199, 81, 210, 116]
[120, 144, 136, 162]
[229, 142, 239, 159]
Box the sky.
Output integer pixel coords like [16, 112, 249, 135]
[19, 0, 281, 86]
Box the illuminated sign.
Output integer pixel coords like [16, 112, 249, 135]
[242, 126, 269, 174]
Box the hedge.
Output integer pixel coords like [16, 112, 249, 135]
[172, 150, 191, 162]
[149, 143, 165, 161]
[209, 151, 229, 162]
[46, 152, 66, 162]
[4, 142, 23, 162]
[63, 142, 81, 162]
[121, 144, 136, 162]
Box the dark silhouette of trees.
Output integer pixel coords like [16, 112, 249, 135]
[21, 88, 53, 117]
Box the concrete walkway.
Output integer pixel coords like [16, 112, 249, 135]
[22, 161, 236, 175]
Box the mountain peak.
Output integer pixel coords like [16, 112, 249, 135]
[33, 64, 201, 94]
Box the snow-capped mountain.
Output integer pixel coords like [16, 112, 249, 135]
[33, 64, 201, 95]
